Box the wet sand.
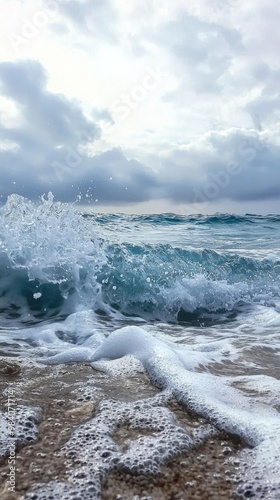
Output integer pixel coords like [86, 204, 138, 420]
[0, 358, 245, 499]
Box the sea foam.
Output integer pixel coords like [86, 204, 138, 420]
[0, 406, 41, 459]
[40, 325, 280, 497]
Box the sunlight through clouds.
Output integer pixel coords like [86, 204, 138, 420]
[0, 0, 279, 213]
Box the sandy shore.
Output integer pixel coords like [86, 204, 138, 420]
[0, 358, 245, 499]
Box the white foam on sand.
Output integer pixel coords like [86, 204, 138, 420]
[25, 391, 218, 500]
[0, 406, 41, 459]
[40, 325, 280, 498]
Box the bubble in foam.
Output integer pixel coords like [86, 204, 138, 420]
[25, 480, 100, 500]
[235, 441, 280, 499]
[0, 405, 41, 458]
[92, 326, 280, 497]
[25, 391, 215, 498]
[118, 423, 193, 475]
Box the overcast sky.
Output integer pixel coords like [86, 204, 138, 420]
[0, 0, 280, 214]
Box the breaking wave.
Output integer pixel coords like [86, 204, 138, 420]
[0, 194, 279, 324]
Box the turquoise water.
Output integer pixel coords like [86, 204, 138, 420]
[1, 194, 280, 497]
[1, 196, 280, 329]
[0, 195, 280, 366]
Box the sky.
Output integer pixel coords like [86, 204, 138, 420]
[0, 0, 280, 214]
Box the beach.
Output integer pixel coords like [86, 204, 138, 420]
[1, 0, 280, 496]
[0, 358, 245, 500]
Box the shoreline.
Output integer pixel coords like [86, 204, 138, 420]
[0, 357, 245, 499]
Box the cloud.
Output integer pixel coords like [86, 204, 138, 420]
[0, 60, 99, 147]
[0, 59, 156, 203]
[158, 129, 280, 205]
[47, 0, 118, 43]
[245, 68, 280, 130]
[147, 13, 243, 95]
[0, 2, 280, 211]
[1, 60, 280, 207]
[71, 149, 158, 203]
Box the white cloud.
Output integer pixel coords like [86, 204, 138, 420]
[0, 0, 279, 212]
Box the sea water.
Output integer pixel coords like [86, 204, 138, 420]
[0, 193, 280, 498]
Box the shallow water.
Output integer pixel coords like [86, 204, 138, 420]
[0, 194, 280, 498]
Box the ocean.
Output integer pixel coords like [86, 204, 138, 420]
[1, 193, 280, 499]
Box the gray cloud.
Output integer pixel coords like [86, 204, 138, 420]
[0, 59, 99, 148]
[158, 130, 280, 205]
[0, 60, 280, 207]
[154, 14, 243, 94]
[47, 0, 118, 43]
[245, 68, 280, 129]
[0, 60, 157, 204]
[1, 0, 280, 215]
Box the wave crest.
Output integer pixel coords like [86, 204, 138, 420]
[0, 195, 279, 324]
